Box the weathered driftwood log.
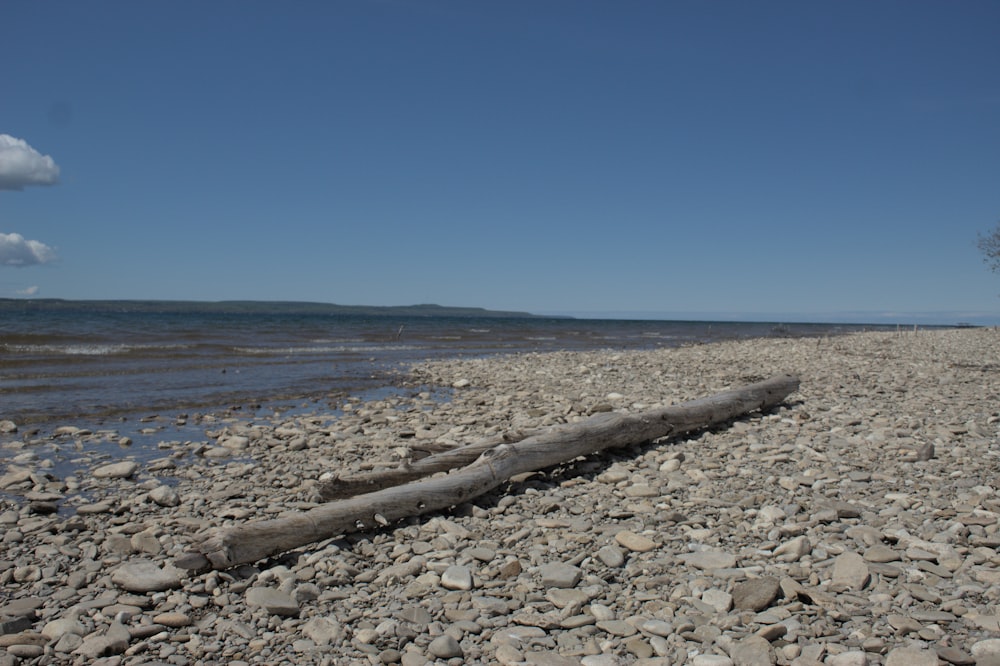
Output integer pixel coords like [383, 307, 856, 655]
[318, 429, 536, 500]
[176, 374, 799, 571]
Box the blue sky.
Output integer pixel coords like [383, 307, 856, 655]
[2, 1, 999, 323]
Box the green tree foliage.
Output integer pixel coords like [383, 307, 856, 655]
[977, 222, 1000, 273]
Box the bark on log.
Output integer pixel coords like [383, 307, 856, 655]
[176, 374, 799, 571]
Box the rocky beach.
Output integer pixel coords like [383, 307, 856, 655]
[2, 327, 999, 665]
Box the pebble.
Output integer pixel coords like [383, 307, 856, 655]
[245, 587, 300, 617]
[91, 460, 138, 479]
[428, 634, 463, 658]
[732, 577, 781, 611]
[679, 550, 738, 571]
[110, 560, 182, 592]
[3, 329, 1000, 665]
[441, 564, 473, 590]
[831, 551, 870, 591]
[539, 562, 582, 588]
[614, 530, 657, 552]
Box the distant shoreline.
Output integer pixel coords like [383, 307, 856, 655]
[0, 298, 563, 319]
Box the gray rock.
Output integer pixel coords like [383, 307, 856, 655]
[301, 616, 343, 645]
[441, 564, 473, 590]
[729, 634, 775, 665]
[428, 634, 463, 659]
[539, 562, 581, 588]
[831, 551, 869, 591]
[92, 461, 138, 479]
[973, 640, 1000, 659]
[246, 586, 300, 617]
[41, 617, 86, 641]
[110, 560, 182, 592]
[703, 588, 734, 613]
[596, 544, 625, 567]
[862, 545, 900, 563]
[148, 485, 180, 507]
[772, 536, 811, 562]
[614, 530, 657, 552]
[732, 577, 781, 611]
[693, 655, 735, 666]
[884, 647, 939, 666]
[679, 550, 737, 571]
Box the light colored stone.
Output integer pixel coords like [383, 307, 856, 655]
[41, 617, 86, 641]
[831, 552, 870, 591]
[148, 484, 180, 507]
[773, 536, 811, 562]
[246, 587, 299, 617]
[884, 647, 939, 666]
[972, 639, 1000, 659]
[428, 634, 463, 659]
[702, 588, 733, 613]
[92, 461, 138, 479]
[732, 577, 781, 611]
[110, 560, 182, 592]
[539, 562, 581, 588]
[827, 651, 868, 666]
[152, 612, 191, 628]
[693, 656, 735, 666]
[441, 564, 473, 590]
[614, 530, 657, 552]
[679, 550, 737, 571]
[302, 616, 343, 645]
[596, 544, 625, 567]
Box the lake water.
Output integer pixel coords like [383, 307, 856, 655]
[1, 305, 892, 428]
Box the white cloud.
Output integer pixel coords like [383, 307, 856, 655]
[0, 134, 60, 191]
[16, 285, 40, 296]
[0, 232, 57, 266]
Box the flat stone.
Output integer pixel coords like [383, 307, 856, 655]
[152, 612, 190, 628]
[772, 536, 811, 562]
[111, 560, 182, 592]
[863, 545, 900, 563]
[92, 461, 139, 479]
[596, 544, 625, 567]
[887, 614, 922, 635]
[7, 644, 44, 658]
[301, 616, 343, 645]
[692, 655, 734, 666]
[831, 551, 869, 591]
[595, 620, 637, 637]
[702, 588, 733, 613]
[732, 577, 781, 611]
[539, 562, 581, 588]
[729, 634, 775, 665]
[615, 530, 657, 552]
[936, 645, 975, 665]
[679, 550, 737, 571]
[41, 617, 86, 640]
[246, 587, 300, 617]
[973, 640, 1000, 659]
[884, 647, 939, 666]
[76, 501, 114, 514]
[148, 485, 180, 507]
[72, 622, 130, 659]
[428, 634, 463, 659]
[441, 565, 473, 591]
[0, 632, 46, 647]
[827, 652, 868, 666]
[546, 588, 590, 609]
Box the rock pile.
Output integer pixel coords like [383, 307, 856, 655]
[1, 328, 999, 665]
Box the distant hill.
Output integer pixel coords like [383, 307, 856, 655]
[0, 298, 561, 319]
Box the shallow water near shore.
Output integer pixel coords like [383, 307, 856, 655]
[0, 306, 898, 428]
